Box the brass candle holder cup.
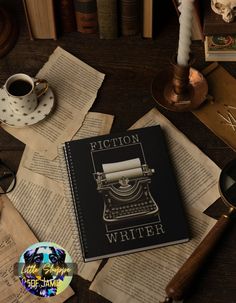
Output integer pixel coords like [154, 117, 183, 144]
[151, 56, 208, 112]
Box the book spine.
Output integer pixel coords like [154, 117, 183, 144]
[58, 145, 87, 261]
[59, 0, 77, 33]
[142, 0, 153, 38]
[73, 0, 98, 33]
[23, 0, 57, 40]
[96, 0, 118, 39]
[191, 0, 204, 41]
[119, 0, 139, 36]
[22, 0, 34, 40]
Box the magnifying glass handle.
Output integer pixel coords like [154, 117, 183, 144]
[164, 208, 234, 302]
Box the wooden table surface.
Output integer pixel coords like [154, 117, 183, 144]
[1, 1, 236, 302]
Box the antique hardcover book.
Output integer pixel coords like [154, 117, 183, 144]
[203, 0, 236, 35]
[61, 126, 189, 262]
[204, 35, 236, 61]
[142, 0, 153, 38]
[22, 0, 57, 39]
[73, 0, 98, 33]
[97, 0, 118, 39]
[119, 0, 140, 36]
[58, 0, 76, 33]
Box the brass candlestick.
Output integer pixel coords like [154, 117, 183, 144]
[151, 56, 208, 112]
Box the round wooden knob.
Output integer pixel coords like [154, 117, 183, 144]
[0, 7, 18, 58]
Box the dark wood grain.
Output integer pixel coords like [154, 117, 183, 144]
[0, 0, 236, 303]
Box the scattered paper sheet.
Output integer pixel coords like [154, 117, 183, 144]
[7, 167, 100, 281]
[2, 47, 105, 160]
[89, 109, 220, 302]
[90, 207, 216, 303]
[21, 112, 114, 182]
[6, 111, 113, 282]
[130, 108, 221, 212]
[0, 195, 74, 303]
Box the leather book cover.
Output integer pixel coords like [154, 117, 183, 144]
[203, 0, 236, 35]
[74, 0, 98, 33]
[119, 0, 140, 36]
[58, 0, 76, 33]
[62, 126, 189, 262]
[97, 0, 118, 39]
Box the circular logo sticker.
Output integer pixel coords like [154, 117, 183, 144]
[18, 242, 74, 297]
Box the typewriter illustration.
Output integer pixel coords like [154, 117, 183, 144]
[94, 158, 159, 222]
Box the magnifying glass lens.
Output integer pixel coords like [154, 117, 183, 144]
[220, 159, 236, 207]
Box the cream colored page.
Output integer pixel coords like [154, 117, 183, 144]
[0, 196, 74, 303]
[7, 167, 100, 281]
[130, 108, 220, 212]
[21, 112, 114, 182]
[2, 47, 105, 160]
[90, 208, 216, 303]
[0, 227, 40, 303]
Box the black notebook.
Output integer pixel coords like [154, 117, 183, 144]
[60, 126, 189, 262]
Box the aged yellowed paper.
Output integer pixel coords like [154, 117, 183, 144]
[90, 208, 216, 303]
[89, 108, 220, 302]
[130, 108, 220, 212]
[2, 47, 105, 159]
[6, 111, 114, 282]
[21, 112, 114, 182]
[0, 195, 74, 303]
[7, 166, 100, 282]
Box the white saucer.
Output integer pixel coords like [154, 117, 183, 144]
[0, 83, 55, 128]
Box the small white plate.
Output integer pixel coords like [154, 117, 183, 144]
[0, 83, 55, 128]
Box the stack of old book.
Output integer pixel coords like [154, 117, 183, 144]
[22, 0, 140, 39]
[204, 0, 236, 61]
[21, 0, 178, 40]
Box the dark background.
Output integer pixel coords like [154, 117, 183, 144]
[0, 0, 236, 302]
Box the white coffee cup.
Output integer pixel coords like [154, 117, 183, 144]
[5, 73, 48, 115]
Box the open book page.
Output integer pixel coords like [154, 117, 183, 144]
[0, 195, 74, 303]
[21, 112, 114, 182]
[90, 207, 216, 303]
[2, 47, 105, 160]
[6, 167, 101, 281]
[130, 108, 220, 212]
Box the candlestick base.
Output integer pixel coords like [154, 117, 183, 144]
[151, 67, 208, 112]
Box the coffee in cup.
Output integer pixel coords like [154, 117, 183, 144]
[5, 73, 48, 115]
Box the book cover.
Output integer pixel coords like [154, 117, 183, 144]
[58, 0, 77, 33]
[97, 0, 118, 39]
[119, 0, 140, 36]
[142, 0, 153, 38]
[204, 35, 236, 61]
[204, 0, 236, 36]
[73, 0, 98, 33]
[62, 126, 189, 261]
[23, 0, 57, 40]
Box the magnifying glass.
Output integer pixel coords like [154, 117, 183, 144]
[162, 159, 236, 303]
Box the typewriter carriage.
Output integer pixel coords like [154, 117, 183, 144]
[94, 159, 159, 223]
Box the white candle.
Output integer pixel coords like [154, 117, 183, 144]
[177, 0, 194, 66]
